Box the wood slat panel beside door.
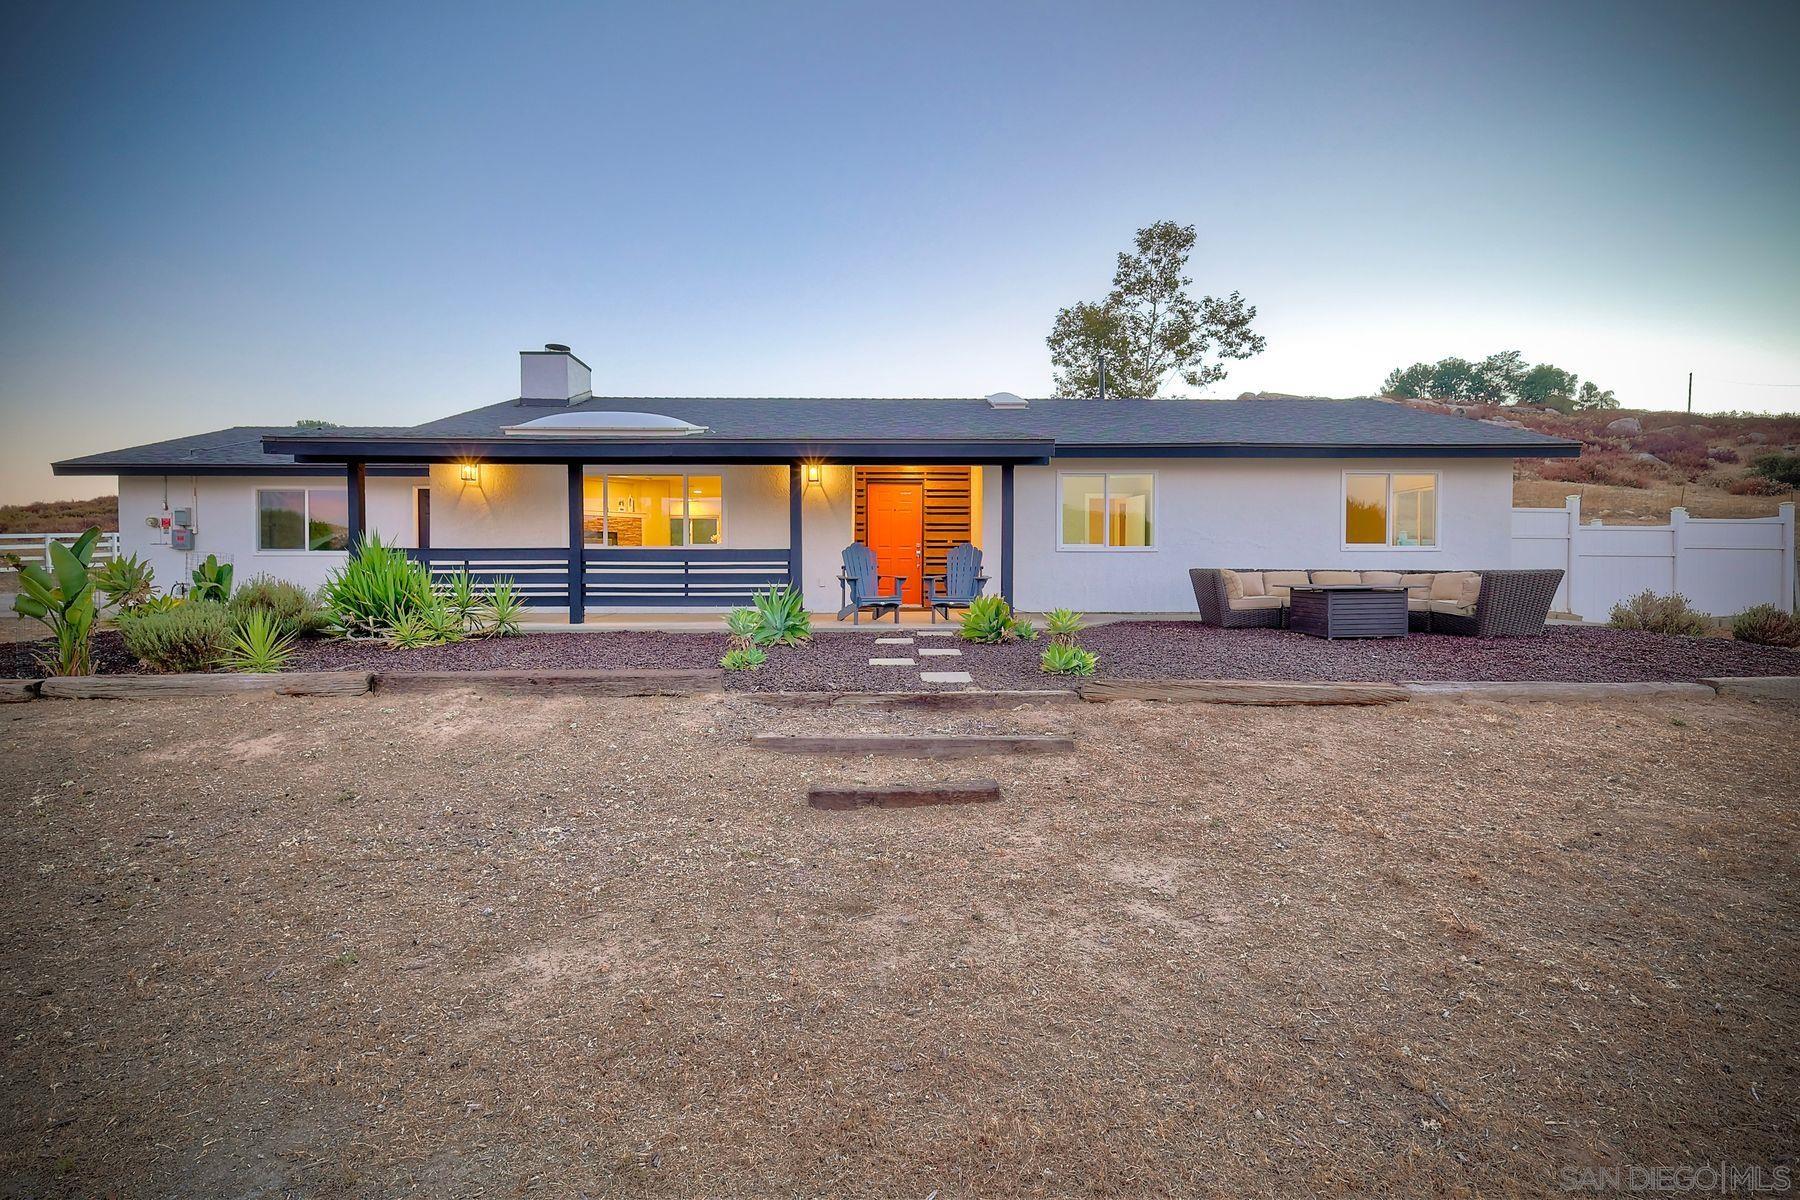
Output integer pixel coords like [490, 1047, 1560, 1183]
[854, 467, 974, 605]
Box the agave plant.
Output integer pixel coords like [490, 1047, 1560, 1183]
[750, 585, 810, 646]
[958, 594, 1020, 644]
[1045, 607, 1085, 647]
[218, 608, 298, 673]
[478, 578, 525, 637]
[1040, 642, 1098, 676]
[724, 606, 760, 651]
[93, 553, 157, 611]
[720, 645, 768, 670]
[11, 527, 102, 676]
[189, 553, 234, 602]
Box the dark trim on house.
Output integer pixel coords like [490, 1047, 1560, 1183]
[1048, 442, 1583, 460]
[566, 463, 585, 624]
[788, 462, 804, 599]
[51, 462, 431, 477]
[345, 462, 367, 547]
[1000, 463, 1014, 605]
[263, 435, 1059, 465]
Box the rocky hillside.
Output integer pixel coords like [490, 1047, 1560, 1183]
[0, 496, 118, 534]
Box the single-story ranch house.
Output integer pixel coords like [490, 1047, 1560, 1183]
[53, 343, 1581, 619]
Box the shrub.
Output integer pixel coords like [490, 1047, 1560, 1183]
[385, 610, 440, 649]
[229, 575, 327, 638]
[1607, 590, 1711, 637]
[219, 609, 298, 673]
[1750, 451, 1800, 489]
[478, 579, 524, 637]
[119, 601, 232, 672]
[1731, 604, 1800, 648]
[750, 585, 810, 646]
[1707, 446, 1739, 464]
[93, 553, 156, 611]
[11, 527, 103, 676]
[1727, 476, 1779, 496]
[1040, 643, 1098, 676]
[958, 595, 1034, 643]
[720, 646, 768, 670]
[189, 553, 234, 602]
[320, 536, 437, 638]
[724, 607, 760, 651]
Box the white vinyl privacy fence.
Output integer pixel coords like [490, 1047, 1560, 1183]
[0, 531, 121, 573]
[1512, 498, 1796, 620]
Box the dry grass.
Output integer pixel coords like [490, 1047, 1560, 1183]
[0, 496, 117, 534]
[1, 690, 1796, 1197]
[1512, 477, 1799, 523]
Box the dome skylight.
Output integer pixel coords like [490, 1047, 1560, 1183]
[502, 410, 709, 437]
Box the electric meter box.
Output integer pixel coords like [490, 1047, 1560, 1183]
[171, 526, 195, 551]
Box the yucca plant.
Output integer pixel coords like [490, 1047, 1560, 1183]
[1040, 642, 1099, 676]
[319, 536, 437, 638]
[385, 610, 438, 649]
[189, 553, 234, 602]
[11, 527, 102, 676]
[218, 608, 298, 673]
[478, 578, 525, 637]
[419, 600, 465, 645]
[93, 553, 157, 612]
[724, 606, 760, 651]
[1045, 607, 1085, 647]
[750, 585, 810, 646]
[437, 569, 483, 633]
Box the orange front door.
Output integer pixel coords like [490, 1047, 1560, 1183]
[866, 482, 924, 606]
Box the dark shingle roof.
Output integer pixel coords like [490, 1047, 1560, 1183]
[52, 426, 422, 475]
[56, 398, 1581, 473]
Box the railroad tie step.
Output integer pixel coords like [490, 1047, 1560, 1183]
[808, 780, 1002, 810]
[751, 733, 1075, 757]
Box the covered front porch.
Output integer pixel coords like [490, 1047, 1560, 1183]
[325, 451, 1040, 623]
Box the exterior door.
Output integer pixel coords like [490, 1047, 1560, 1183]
[414, 487, 431, 549]
[866, 482, 924, 606]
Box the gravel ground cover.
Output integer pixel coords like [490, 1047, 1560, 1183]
[2, 689, 1795, 1197]
[5, 622, 1800, 687]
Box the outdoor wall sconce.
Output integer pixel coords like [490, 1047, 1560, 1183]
[459, 462, 481, 485]
[804, 463, 823, 485]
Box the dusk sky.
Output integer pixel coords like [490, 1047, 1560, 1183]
[3, 0, 1797, 503]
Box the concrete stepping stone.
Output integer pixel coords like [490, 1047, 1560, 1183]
[869, 658, 917, 666]
[918, 647, 962, 656]
[920, 671, 973, 684]
[874, 637, 915, 644]
[916, 630, 956, 638]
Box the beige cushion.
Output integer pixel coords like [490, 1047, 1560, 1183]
[1227, 594, 1284, 612]
[1430, 599, 1476, 617]
[1430, 571, 1482, 606]
[1407, 597, 1431, 612]
[1310, 570, 1361, 585]
[1237, 571, 1267, 597]
[1400, 573, 1437, 600]
[1362, 571, 1403, 587]
[1264, 570, 1311, 603]
[1222, 569, 1247, 601]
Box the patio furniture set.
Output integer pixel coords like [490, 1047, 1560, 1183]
[1189, 568, 1565, 639]
[838, 542, 987, 624]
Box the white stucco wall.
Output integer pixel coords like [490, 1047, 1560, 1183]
[116, 473, 419, 593]
[427, 463, 568, 548]
[1010, 456, 1516, 612]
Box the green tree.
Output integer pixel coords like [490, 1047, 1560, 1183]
[1381, 362, 1436, 398]
[1572, 381, 1618, 410]
[1468, 351, 1526, 403]
[1047, 221, 1265, 397]
[1515, 363, 1579, 407]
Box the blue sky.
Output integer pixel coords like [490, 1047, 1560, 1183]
[2, 0, 1797, 502]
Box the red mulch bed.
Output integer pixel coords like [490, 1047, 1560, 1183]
[10, 623, 1799, 689]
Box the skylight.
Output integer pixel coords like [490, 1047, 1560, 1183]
[502, 411, 709, 437]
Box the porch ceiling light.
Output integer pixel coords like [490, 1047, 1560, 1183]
[502, 411, 708, 437]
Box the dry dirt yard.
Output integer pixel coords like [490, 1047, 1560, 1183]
[2, 689, 1796, 1199]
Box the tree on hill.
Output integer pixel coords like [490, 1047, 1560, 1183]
[1381, 351, 1615, 410]
[1047, 220, 1266, 397]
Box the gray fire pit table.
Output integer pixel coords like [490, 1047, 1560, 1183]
[1286, 585, 1409, 639]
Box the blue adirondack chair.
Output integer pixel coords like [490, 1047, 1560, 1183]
[926, 542, 987, 623]
[837, 542, 906, 624]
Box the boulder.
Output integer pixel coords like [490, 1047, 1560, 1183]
[1606, 416, 1642, 435]
[1741, 431, 1768, 444]
[1634, 452, 1665, 465]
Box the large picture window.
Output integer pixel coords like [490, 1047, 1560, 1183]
[1344, 471, 1438, 548]
[583, 474, 723, 547]
[1058, 472, 1155, 549]
[257, 488, 350, 551]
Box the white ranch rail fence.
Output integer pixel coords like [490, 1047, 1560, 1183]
[0, 531, 121, 573]
[1512, 497, 1796, 620]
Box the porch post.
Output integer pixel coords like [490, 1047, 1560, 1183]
[788, 462, 804, 596]
[1000, 462, 1015, 605]
[345, 461, 367, 549]
[566, 462, 585, 624]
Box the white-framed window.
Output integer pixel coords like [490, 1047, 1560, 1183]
[1343, 471, 1439, 549]
[1057, 471, 1156, 550]
[582, 473, 724, 547]
[257, 488, 350, 552]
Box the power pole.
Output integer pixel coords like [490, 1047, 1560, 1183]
[1687, 372, 1693, 414]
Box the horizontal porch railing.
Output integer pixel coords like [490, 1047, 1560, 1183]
[584, 547, 792, 607]
[406, 547, 569, 607]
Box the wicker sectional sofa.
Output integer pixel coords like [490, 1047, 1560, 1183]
[1188, 567, 1564, 637]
